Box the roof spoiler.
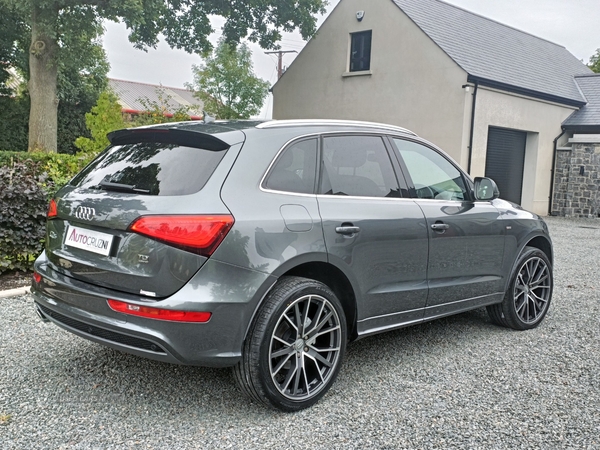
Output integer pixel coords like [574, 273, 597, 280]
[107, 128, 230, 151]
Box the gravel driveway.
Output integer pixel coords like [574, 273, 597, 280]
[1, 217, 599, 449]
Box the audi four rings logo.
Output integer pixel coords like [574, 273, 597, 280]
[75, 206, 96, 221]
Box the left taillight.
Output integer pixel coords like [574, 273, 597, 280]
[47, 199, 58, 219]
[107, 299, 211, 323]
[128, 215, 234, 257]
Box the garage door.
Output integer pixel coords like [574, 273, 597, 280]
[485, 127, 527, 205]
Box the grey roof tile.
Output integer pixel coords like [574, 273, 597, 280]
[563, 75, 600, 127]
[392, 0, 592, 105]
[108, 79, 203, 117]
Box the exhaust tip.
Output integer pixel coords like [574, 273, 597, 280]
[35, 304, 50, 323]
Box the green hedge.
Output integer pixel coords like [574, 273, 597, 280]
[0, 151, 95, 273]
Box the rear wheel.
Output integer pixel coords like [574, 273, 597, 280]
[233, 276, 346, 411]
[487, 246, 553, 330]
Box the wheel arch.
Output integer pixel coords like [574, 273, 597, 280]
[523, 235, 553, 265]
[283, 262, 358, 339]
[243, 258, 359, 344]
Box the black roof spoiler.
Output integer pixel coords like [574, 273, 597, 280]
[107, 128, 231, 151]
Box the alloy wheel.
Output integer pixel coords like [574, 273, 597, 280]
[268, 294, 342, 401]
[513, 256, 551, 324]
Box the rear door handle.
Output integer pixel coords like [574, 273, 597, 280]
[335, 226, 361, 235]
[430, 223, 449, 231]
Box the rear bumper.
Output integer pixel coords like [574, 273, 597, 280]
[32, 252, 275, 367]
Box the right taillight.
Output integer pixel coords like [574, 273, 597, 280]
[47, 199, 58, 219]
[128, 215, 234, 257]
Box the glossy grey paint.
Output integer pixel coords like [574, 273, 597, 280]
[32, 120, 553, 367]
[318, 196, 429, 333]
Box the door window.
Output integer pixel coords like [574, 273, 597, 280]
[393, 139, 468, 201]
[320, 135, 400, 198]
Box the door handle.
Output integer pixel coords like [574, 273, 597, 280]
[430, 223, 449, 231]
[335, 226, 361, 235]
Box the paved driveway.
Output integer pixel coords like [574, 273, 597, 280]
[1, 217, 599, 449]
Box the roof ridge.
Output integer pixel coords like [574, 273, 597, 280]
[574, 73, 600, 79]
[108, 77, 192, 93]
[398, 0, 566, 49]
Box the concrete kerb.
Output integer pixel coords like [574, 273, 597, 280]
[0, 286, 31, 299]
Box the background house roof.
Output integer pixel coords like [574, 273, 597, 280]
[392, 0, 592, 106]
[108, 78, 203, 117]
[563, 75, 600, 130]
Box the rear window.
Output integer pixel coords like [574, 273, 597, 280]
[70, 142, 227, 196]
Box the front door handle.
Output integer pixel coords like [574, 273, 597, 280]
[430, 223, 449, 231]
[335, 226, 361, 235]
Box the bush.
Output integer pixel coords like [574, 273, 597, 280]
[0, 151, 94, 191]
[0, 161, 53, 273]
[0, 152, 96, 273]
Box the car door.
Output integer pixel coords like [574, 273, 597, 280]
[390, 137, 506, 320]
[316, 134, 429, 335]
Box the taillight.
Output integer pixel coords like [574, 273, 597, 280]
[128, 215, 234, 256]
[47, 199, 58, 219]
[107, 299, 211, 323]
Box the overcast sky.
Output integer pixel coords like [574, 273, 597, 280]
[103, 0, 600, 118]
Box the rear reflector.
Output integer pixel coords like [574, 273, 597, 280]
[128, 215, 234, 256]
[33, 272, 42, 284]
[107, 299, 211, 323]
[47, 199, 58, 219]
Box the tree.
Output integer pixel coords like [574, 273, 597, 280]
[589, 49, 600, 73]
[74, 91, 128, 155]
[0, 4, 26, 96]
[189, 40, 270, 119]
[0, 2, 109, 154]
[134, 86, 194, 125]
[1, 0, 326, 152]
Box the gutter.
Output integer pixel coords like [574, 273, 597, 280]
[121, 108, 203, 121]
[548, 128, 566, 215]
[465, 81, 478, 175]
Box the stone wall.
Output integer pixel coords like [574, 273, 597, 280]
[552, 138, 600, 218]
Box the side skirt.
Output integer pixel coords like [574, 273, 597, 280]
[356, 292, 503, 339]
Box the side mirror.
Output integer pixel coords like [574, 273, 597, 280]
[474, 177, 499, 201]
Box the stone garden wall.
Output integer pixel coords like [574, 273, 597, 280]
[552, 137, 600, 217]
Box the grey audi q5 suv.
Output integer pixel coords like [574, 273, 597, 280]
[32, 119, 553, 411]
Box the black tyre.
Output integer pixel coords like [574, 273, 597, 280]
[487, 246, 553, 330]
[233, 276, 347, 411]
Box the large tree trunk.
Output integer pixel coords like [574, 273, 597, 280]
[28, 5, 59, 153]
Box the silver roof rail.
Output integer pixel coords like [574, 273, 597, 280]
[255, 119, 417, 136]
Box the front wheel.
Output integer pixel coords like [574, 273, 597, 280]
[233, 277, 347, 411]
[487, 246, 553, 330]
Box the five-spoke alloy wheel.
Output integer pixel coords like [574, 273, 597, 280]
[234, 277, 347, 411]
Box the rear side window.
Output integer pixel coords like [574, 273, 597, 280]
[70, 142, 227, 196]
[320, 135, 400, 198]
[264, 139, 318, 194]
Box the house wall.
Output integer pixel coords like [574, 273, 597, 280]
[552, 136, 600, 217]
[272, 0, 470, 164]
[272, 0, 581, 216]
[470, 87, 577, 215]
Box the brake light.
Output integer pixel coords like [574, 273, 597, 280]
[128, 215, 234, 256]
[47, 199, 58, 219]
[107, 299, 211, 323]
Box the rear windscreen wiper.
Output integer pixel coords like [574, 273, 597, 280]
[96, 181, 150, 194]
